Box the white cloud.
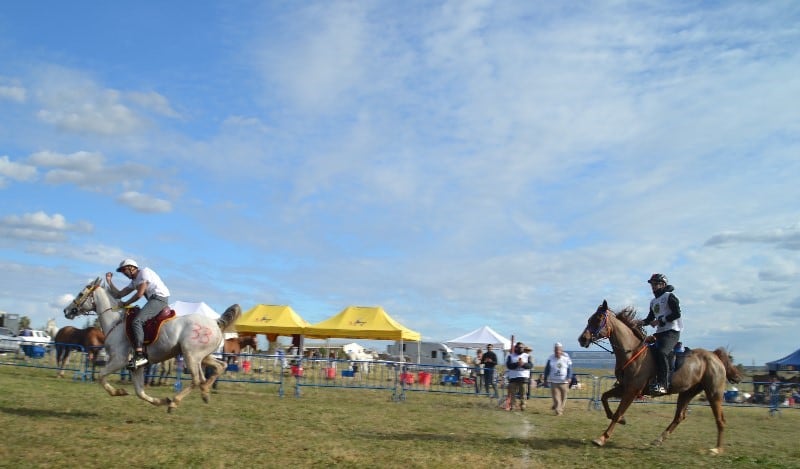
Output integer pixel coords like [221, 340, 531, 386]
[126, 91, 181, 119]
[0, 211, 93, 242]
[0, 155, 37, 187]
[27, 150, 151, 191]
[0, 85, 26, 102]
[117, 191, 172, 213]
[30, 66, 146, 135]
[52, 293, 75, 310]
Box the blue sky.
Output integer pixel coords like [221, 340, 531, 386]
[1, 1, 799, 365]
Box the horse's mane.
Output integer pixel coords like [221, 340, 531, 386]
[614, 306, 646, 341]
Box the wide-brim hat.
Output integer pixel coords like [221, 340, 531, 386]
[116, 258, 139, 272]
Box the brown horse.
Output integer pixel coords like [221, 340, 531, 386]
[54, 326, 106, 378]
[222, 335, 258, 364]
[578, 300, 741, 454]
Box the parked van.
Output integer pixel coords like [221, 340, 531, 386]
[386, 341, 471, 371]
[19, 329, 52, 346]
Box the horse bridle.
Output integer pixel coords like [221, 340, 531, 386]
[66, 284, 100, 318]
[586, 309, 612, 340]
[583, 309, 620, 354]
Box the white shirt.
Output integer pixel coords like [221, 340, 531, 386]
[546, 353, 573, 384]
[127, 267, 170, 299]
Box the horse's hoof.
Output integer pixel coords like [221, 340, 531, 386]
[619, 417, 627, 425]
[651, 438, 663, 447]
[202, 394, 210, 404]
[592, 438, 605, 447]
[709, 448, 722, 455]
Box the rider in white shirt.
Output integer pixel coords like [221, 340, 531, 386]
[106, 258, 171, 369]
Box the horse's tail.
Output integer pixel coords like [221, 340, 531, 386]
[713, 347, 742, 384]
[217, 304, 242, 332]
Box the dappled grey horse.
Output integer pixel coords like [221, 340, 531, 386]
[64, 277, 240, 412]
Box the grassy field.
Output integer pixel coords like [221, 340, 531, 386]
[0, 366, 798, 469]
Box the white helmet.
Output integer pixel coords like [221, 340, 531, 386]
[116, 258, 139, 273]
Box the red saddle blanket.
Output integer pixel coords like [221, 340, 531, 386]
[125, 307, 177, 346]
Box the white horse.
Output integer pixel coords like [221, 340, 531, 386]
[63, 277, 241, 412]
[45, 318, 58, 356]
[45, 319, 59, 342]
[346, 350, 374, 374]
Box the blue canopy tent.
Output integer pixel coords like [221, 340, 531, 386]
[766, 348, 800, 372]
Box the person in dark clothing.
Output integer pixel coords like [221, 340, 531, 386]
[642, 273, 682, 396]
[481, 344, 499, 398]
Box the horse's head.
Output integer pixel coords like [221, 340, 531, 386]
[578, 299, 613, 348]
[63, 277, 102, 320]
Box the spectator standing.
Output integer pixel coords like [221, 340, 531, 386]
[544, 342, 573, 416]
[481, 344, 499, 398]
[473, 349, 484, 394]
[505, 342, 532, 411]
[523, 346, 534, 399]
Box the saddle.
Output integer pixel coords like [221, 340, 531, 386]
[125, 306, 177, 346]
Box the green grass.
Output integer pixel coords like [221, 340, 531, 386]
[1, 366, 798, 468]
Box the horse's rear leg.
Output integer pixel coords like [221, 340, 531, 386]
[652, 390, 697, 447]
[707, 394, 726, 455]
[167, 355, 214, 412]
[198, 356, 225, 402]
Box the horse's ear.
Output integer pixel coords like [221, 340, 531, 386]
[602, 299, 608, 310]
[93, 276, 102, 286]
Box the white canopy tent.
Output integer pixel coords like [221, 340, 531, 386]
[171, 301, 238, 340]
[445, 325, 511, 351]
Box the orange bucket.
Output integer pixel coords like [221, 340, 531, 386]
[418, 372, 431, 387]
[325, 367, 336, 379]
[400, 372, 415, 384]
[242, 360, 251, 373]
[291, 365, 304, 377]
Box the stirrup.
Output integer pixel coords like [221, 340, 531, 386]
[127, 354, 148, 370]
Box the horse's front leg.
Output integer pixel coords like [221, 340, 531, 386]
[55, 350, 67, 378]
[98, 355, 131, 397]
[593, 389, 639, 447]
[600, 385, 626, 424]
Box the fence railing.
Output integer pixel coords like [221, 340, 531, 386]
[2, 345, 797, 410]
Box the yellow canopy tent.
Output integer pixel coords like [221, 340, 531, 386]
[235, 304, 310, 336]
[304, 305, 421, 341]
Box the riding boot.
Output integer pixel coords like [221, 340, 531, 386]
[127, 351, 149, 370]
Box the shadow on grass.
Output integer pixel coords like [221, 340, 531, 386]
[352, 431, 588, 450]
[0, 405, 99, 419]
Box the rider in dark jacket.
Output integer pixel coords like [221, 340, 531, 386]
[642, 273, 682, 396]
